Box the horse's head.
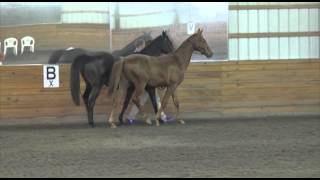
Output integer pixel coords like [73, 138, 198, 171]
[157, 30, 174, 54]
[142, 31, 153, 41]
[190, 29, 213, 58]
[135, 32, 152, 46]
[133, 32, 153, 51]
[134, 39, 146, 52]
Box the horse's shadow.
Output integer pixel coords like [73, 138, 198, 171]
[0, 121, 94, 131]
[0, 118, 215, 132]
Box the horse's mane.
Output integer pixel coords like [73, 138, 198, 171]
[112, 33, 152, 55]
[138, 35, 162, 53]
[138, 32, 173, 54]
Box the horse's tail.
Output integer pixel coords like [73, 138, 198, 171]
[70, 54, 88, 106]
[108, 58, 124, 96]
[48, 49, 65, 64]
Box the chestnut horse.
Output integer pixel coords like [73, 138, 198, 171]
[108, 29, 213, 128]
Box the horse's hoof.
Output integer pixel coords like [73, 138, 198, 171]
[109, 123, 117, 128]
[89, 123, 95, 128]
[127, 118, 136, 125]
[159, 118, 165, 124]
[146, 118, 152, 125]
[120, 118, 128, 124]
[179, 120, 185, 125]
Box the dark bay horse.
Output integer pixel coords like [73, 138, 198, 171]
[48, 48, 86, 64]
[48, 32, 152, 64]
[108, 29, 213, 128]
[70, 31, 174, 127]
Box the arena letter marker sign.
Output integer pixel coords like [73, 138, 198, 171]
[187, 22, 195, 35]
[43, 65, 59, 88]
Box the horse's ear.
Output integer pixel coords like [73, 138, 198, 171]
[197, 28, 203, 35]
[143, 31, 150, 36]
[162, 30, 166, 35]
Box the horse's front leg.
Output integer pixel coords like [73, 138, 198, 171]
[155, 87, 174, 126]
[118, 84, 135, 125]
[108, 108, 117, 128]
[172, 90, 185, 125]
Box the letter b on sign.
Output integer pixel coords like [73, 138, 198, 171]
[47, 67, 56, 80]
[43, 65, 59, 88]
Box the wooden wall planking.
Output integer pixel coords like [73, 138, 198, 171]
[1, 59, 319, 120]
[0, 23, 227, 53]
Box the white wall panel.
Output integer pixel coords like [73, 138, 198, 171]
[299, 37, 309, 59]
[258, 10, 268, 32]
[289, 37, 299, 59]
[259, 38, 269, 59]
[279, 37, 289, 59]
[229, 11, 238, 33]
[249, 38, 259, 60]
[239, 38, 249, 60]
[269, 10, 278, 32]
[310, 37, 320, 58]
[309, 9, 319, 32]
[269, 37, 279, 59]
[299, 9, 309, 32]
[279, 9, 289, 32]
[229, 39, 239, 60]
[248, 10, 258, 33]
[289, 9, 299, 32]
[239, 10, 248, 33]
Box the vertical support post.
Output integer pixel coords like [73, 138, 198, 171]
[109, 2, 113, 51]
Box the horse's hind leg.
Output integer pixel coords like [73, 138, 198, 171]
[108, 76, 128, 128]
[87, 84, 102, 128]
[132, 83, 151, 125]
[82, 83, 92, 124]
[118, 84, 135, 125]
[145, 86, 165, 124]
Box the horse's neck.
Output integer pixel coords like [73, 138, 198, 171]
[174, 40, 194, 71]
[119, 46, 135, 56]
[140, 44, 160, 56]
[115, 41, 137, 56]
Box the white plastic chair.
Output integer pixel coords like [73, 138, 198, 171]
[21, 36, 35, 54]
[4, 37, 18, 57]
[66, 47, 75, 50]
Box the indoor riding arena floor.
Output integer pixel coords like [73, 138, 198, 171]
[0, 115, 319, 178]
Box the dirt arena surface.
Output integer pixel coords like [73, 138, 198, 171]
[0, 115, 319, 178]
